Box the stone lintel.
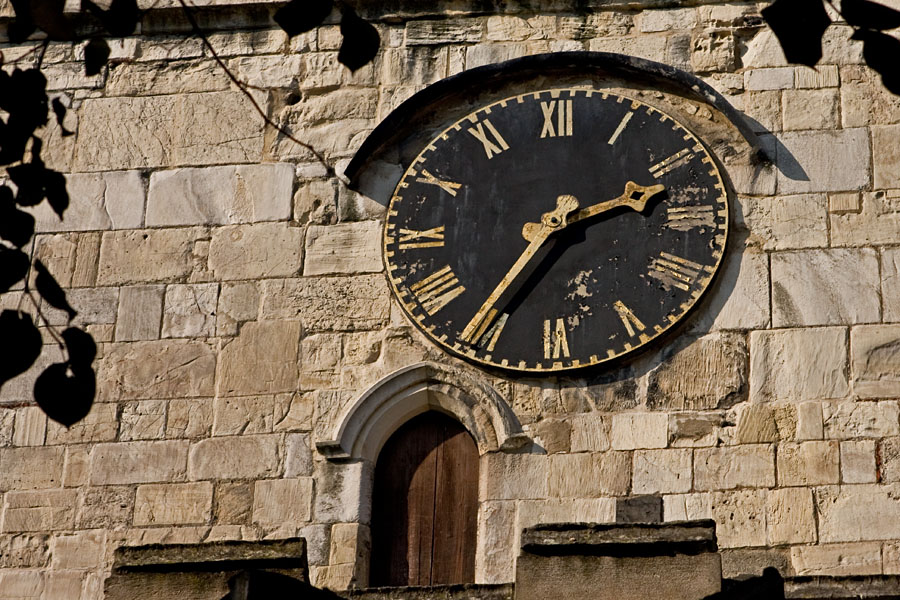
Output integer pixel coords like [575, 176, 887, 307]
[112, 538, 307, 575]
[785, 575, 900, 599]
[520, 520, 718, 557]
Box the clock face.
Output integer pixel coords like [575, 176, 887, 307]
[384, 88, 728, 373]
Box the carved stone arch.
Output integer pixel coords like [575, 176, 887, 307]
[316, 362, 529, 462]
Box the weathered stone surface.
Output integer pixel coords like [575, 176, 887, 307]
[711, 490, 767, 548]
[741, 195, 828, 250]
[90, 440, 188, 486]
[749, 328, 849, 402]
[226, 55, 305, 88]
[28, 171, 144, 233]
[62, 446, 90, 487]
[735, 404, 779, 444]
[147, 164, 293, 227]
[2, 490, 77, 532]
[548, 452, 630, 497]
[782, 89, 839, 131]
[406, 19, 483, 45]
[134, 482, 213, 526]
[791, 542, 882, 575]
[517, 498, 617, 530]
[313, 460, 372, 524]
[745, 67, 793, 90]
[721, 548, 793, 579]
[851, 325, 900, 398]
[632, 449, 692, 494]
[73, 92, 264, 171]
[0, 534, 51, 569]
[208, 222, 304, 280]
[12, 408, 45, 447]
[216, 320, 300, 396]
[841, 440, 876, 483]
[99, 340, 215, 400]
[772, 249, 880, 327]
[691, 29, 736, 72]
[260, 275, 390, 331]
[216, 281, 260, 336]
[162, 283, 218, 338]
[0, 569, 44, 598]
[610, 413, 667, 450]
[587, 35, 667, 63]
[116, 285, 164, 341]
[329, 522, 369, 569]
[884, 249, 900, 323]
[646, 333, 746, 410]
[285, 433, 313, 477]
[212, 395, 274, 436]
[294, 179, 337, 226]
[188, 435, 280, 480]
[120, 400, 167, 441]
[638, 7, 696, 32]
[841, 65, 900, 127]
[43, 571, 85, 599]
[740, 91, 781, 132]
[777, 441, 839, 486]
[531, 418, 571, 454]
[873, 124, 900, 189]
[274, 393, 314, 432]
[663, 493, 712, 522]
[213, 482, 252, 525]
[166, 398, 212, 439]
[694, 445, 775, 490]
[106, 59, 228, 96]
[304, 221, 382, 276]
[795, 65, 839, 88]
[481, 452, 548, 500]
[0, 448, 64, 490]
[698, 244, 770, 331]
[669, 414, 721, 448]
[97, 227, 207, 285]
[77, 486, 133, 529]
[817, 484, 900, 542]
[475, 501, 516, 583]
[823, 401, 900, 439]
[775, 128, 871, 193]
[881, 438, 900, 483]
[741, 30, 787, 68]
[568, 413, 610, 452]
[831, 191, 900, 247]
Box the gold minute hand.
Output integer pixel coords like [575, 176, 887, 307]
[521, 181, 664, 242]
[460, 195, 580, 344]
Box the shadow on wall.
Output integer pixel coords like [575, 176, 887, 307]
[221, 570, 345, 600]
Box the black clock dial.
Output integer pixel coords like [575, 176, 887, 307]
[384, 88, 728, 373]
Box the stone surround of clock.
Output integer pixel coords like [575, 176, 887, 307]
[0, 0, 899, 597]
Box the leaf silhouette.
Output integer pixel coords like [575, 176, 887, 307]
[34, 259, 77, 321]
[0, 310, 42, 390]
[852, 29, 900, 95]
[8, 0, 37, 43]
[0, 246, 30, 293]
[51, 97, 74, 137]
[274, 0, 332, 37]
[61, 327, 97, 367]
[82, 0, 139, 37]
[762, 0, 831, 66]
[34, 362, 95, 427]
[338, 7, 380, 72]
[43, 168, 69, 218]
[84, 37, 110, 77]
[10, 0, 73, 41]
[843, 0, 900, 30]
[0, 186, 36, 248]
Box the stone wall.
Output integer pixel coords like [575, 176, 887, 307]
[1, 0, 900, 597]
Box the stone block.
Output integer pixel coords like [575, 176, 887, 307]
[699, 245, 770, 331]
[76, 486, 134, 529]
[817, 484, 900, 542]
[227, 55, 305, 89]
[90, 441, 188, 485]
[841, 65, 900, 127]
[694, 445, 775, 490]
[851, 325, 900, 398]
[711, 489, 767, 548]
[669, 414, 721, 447]
[146, 164, 293, 227]
[691, 29, 736, 72]
[162, 283, 218, 338]
[632, 449, 692, 494]
[329, 522, 369, 566]
[829, 192, 860, 213]
[742, 194, 828, 250]
[741, 30, 788, 68]
[791, 542, 882, 575]
[42, 571, 84, 600]
[12, 408, 45, 447]
[884, 249, 900, 323]
[775, 128, 870, 193]
[292, 87, 380, 123]
[212, 396, 274, 436]
[406, 19, 483, 45]
[663, 493, 712, 522]
[741, 91, 781, 133]
[587, 35, 667, 63]
[28, 171, 144, 233]
[62, 445, 90, 487]
[120, 400, 167, 441]
[480, 452, 548, 500]
[476, 501, 516, 584]
[777, 441, 839, 486]
[303, 221, 382, 276]
[611, 413, 667, 450]
[532, 418, 571, 454]
[749, 328, 849, 402]
[517, 498, 617, 530]
[115, 285, 164, 341]
[548, 452, 630, 497]
[97, 227, 207, 285]
[645, 333, 747, 410]
[885, 543, 900, 575]
[2, 490, 77, 532]
[134, 482, 213, 526]
[208, 223, 304, 280]
[783, 89, 839, 130]
[569, 413, 610, 452]
[166, 398, 212, 439]
[772, 249, 879, 327]
[259, 275, 390, 331]
[0, 534, 51, 569]
[831, 191, 900, 247]
[49, 529, 105, 569]
[796, 402, 824, 440]
[252, 479, 314, 526]
[293, 179, 337, 225]
[216, 281, 260, 336]
[745, 67, 794, 90]
[879, 438, 900, 483]
[735, 404, 779, 444]
[214, 482, 252, 525]
[767, 488, 816, 545]
[285, 433, 313, 477]
[73, 92, 264, 171]
[99, 339, 215, 400]
[45, 287, 118, 329]
[106, 59, 228, 96]
[274, 393, 314, 432]
[0, 447, 64, 490]
[873, 124, 900, 189]
[638, 7, 697, 32]
[216, 320, 301, 397]
[795, 65, 839, 88]
[0, 570, 44, 598]
[313, 460, 372, 524]
[823, 401, 900, 439]
[841, 440, 876, 483]
[188, 435, 280, 480]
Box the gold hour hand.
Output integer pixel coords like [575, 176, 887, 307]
[521, 181, 664, 242]
[460, 195, 579, 343]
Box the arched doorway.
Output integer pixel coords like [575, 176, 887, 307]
[370, 411, 478, 587]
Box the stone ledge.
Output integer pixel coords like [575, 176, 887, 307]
[521, 520, 717, 556]
[343, 584, 514, 600]
[785, 575, 900, 599]
[113, 538, 307, 574]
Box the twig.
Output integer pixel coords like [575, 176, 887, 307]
[175, 0, 337, 177]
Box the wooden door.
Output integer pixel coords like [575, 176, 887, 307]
[370, 411, 478, 587]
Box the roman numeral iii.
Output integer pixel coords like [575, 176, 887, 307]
[540, 100, 573, 138]
[409, 265, 465, 315]
[468, 119, 510, 159]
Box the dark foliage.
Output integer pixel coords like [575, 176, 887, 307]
[852, 29, 900, 94]
[843, 0, 900, 30]
[34, 362, 95, 426]
[50, 97, 74, 136]
[0, 310, 42, 389]
[761, 0, 831, 66]
[0, 247, 30, 293]
[82, 0, 139, 37]
[338, 5, 380, 72]
[34, 260, 77, 321]
[274, 0, 333, 37]
[84, 37, 110, 76]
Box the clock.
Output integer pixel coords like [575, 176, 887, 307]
[383, 87, 728, 373]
